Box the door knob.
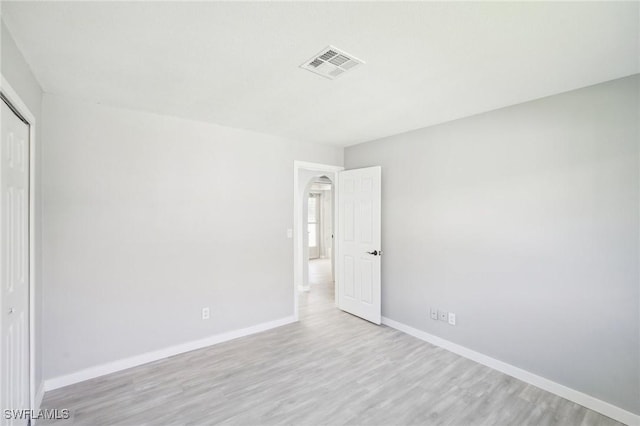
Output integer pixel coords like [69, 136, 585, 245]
[366, 250, 378, 256]
[8, 307, 15, 315]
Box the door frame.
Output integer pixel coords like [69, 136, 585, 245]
[0, 75, 39, 413]
[293, 161, 343, 320]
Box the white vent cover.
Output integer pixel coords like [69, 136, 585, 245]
[300, 46, 365, 80]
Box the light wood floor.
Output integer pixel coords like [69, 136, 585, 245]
[41, 259, 623, 426]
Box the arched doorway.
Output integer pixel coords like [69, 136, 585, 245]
[293, 161, 343, 320]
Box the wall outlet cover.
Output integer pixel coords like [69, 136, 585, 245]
[438, 310, 447, 321]
[448, 312, 456, 325]
[430, 307, 438, 320]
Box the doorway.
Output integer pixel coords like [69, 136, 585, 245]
[306, 177, 333, 293]
[293, 161, 343, 320]
[293, 162, 382, 325]
[301, 176, 334, 292]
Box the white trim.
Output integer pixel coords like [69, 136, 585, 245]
[44, 315, 297, 391]
[0, 76, 39, 417]
[293, 161, 343, 320]
[381, 316, 640, 426]
[333, 172, 340, 308]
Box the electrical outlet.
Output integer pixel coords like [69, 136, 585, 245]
[430, 307, 438, 320]
[448, 312, 456, 326]
[286, 228, 293, 239]
[202, 307, 210, 320]
[438, 310, 448, 321]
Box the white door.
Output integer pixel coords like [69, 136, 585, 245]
[308, 193, 320, 259]
[1, 98, 30, 426]
[337, 166, 381, 324]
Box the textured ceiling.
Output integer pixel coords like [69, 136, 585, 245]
[3, 1, 638, 146]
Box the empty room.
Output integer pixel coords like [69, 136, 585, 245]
[0, 1, 638, 425]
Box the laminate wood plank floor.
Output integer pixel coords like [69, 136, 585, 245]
[41, 259, 623, 426]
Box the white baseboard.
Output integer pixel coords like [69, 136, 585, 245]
[44, 315, 297, 392]
[381, 317, 639, 426]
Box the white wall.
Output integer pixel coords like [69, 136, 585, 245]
[1, 19, 44, 398]
[41, 94, 342, 380]
[345, 75, 640, 415]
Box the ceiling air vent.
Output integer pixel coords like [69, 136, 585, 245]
[300, 46, 364, 80]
